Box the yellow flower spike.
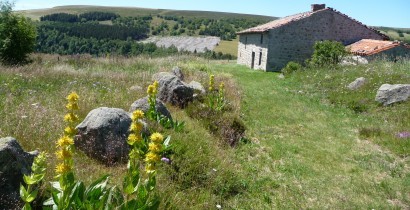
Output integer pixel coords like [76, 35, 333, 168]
[64, 126, 77, 136]
[66, 92, 79, 103]
[127, 133, 142, 145]
[150, 132, 163, 144]
[64, 113, 79, 123]
[209, 75, 215, 92]
[55, 148, 72, 160]
[219, 82, 224, 90]
[66, 102, 79, 111]
[55, 163, 71, 174]
[131, 110, 144, 121]
[56, 136, 74, 147]
[130, 122, 143, 133]
[145, 152, 160, 163]
[147, 85, 155, 95]
[153, 81, 159, 88]
[148, 142, 162, 153]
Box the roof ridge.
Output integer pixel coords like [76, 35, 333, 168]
[327, 8, 389, 40]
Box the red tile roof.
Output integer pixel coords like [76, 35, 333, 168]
[237, 7, 388, 40]
[347, 39, 401, 56]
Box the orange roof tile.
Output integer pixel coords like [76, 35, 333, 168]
[347, 39, 400, 56]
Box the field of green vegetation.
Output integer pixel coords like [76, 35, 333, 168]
[1, 54, 409, 209]
[375, 26, 410, 43]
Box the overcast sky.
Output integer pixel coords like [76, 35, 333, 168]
[13, 0, 410, 28]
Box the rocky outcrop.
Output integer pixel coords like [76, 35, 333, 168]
[347, 77, 366, 90]
[172, 66, 184, 81]
[340, 55, 368, 66]
[129, 96, 172, 120]
[152, 72, 194, 108]
[188, 81, 206, 95]
[375, 84, 410, 106]
[75, 107, 131, 165]
[0, 137, 38, 209]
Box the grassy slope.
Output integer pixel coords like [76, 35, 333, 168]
[0, 55, 409, 209]
[212, 61, 409, 209]
[18, 5, 275, 22]
[214, 37, 239, 57]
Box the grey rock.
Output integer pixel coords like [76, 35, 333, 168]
[0, 137, 37, 209]
[375, 84, 410, 106]
[152, 72, 194, 108]
[172, 66, 184, 81]
[75, 107, 131, 165]
[129, 96, 172, 120]
[340, 56, 368, 66]
[347, 77, 366, 90]
[278, 74, 285, 79]
[188, 81, 206, 95]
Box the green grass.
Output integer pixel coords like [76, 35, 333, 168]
[214, 37, 239, 57]
[1, 55, 409, 209]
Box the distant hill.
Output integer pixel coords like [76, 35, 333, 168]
[18, 5, 276, 22]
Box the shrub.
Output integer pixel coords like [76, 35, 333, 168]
[310, 40, 348, 66]
[281, 61, 302, 75]
[0, 1, 36, 65]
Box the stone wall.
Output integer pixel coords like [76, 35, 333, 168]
[367, 46, 410, 61]
[237, 32, 269, 70]
[266, 9, 385, 70]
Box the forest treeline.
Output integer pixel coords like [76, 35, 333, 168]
[35, 11, 269, 57]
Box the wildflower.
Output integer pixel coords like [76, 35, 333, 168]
[161, 157, 171, 164]
[64, 126, 77, 136]
[55, 148, 72, 160]
[209, 74, 215, 92]
[148, 142, 162, 153]
[131, 110, 144, 121]
[56, 136, 74, 147]
[55, 163, 71, 174]
[64, 113, 78, 123]
[66, 102, 79, 111]
[128, 133, 142, 145]
[396, 131, 410, 139]
[145, 152, 160, 163]
[66, 92, 79, 103]
[147, 84, 155, 95]
[130, 122, 143, 132]
[153, 80, 159, 89]
[219, 82, 224, 90]
[150, 132, 164, 144]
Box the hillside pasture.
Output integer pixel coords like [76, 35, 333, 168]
[0, 55, 409, 209]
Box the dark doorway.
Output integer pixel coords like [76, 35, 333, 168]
[251, 52, 255, 69]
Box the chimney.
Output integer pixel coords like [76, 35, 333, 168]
[311, 4, 326, 12]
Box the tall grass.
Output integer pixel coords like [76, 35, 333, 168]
[1, 54, 409, 209]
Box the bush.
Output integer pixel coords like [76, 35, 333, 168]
[310, 40, 348, 66]
[0, 1, 36, 65]
[281, 61, 302, 75]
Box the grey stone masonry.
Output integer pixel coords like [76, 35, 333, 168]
[237, 5, 386, 71]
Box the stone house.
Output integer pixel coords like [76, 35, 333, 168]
[237, 4, 388, 71]
[347, 39, 410, 60]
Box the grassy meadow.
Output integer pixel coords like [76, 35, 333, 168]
[214, 37, 239, 57]
[0, 54, 409, 209]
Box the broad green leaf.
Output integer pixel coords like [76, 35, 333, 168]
[20, 184, 28, 202]
[22, 202, 32, 210]
[25, 189, 38, 203]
